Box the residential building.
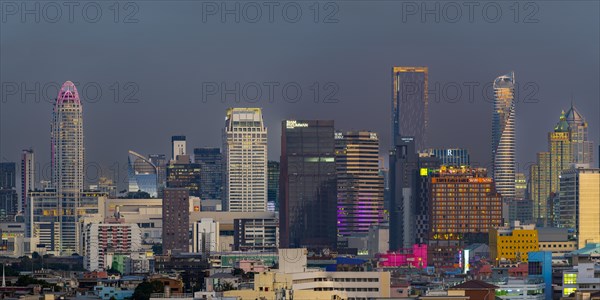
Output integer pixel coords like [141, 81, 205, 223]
[492, 71, 516, 200]
[82, 218, 142, 271]
[162, 188, 190, 254]
[166, 155, 201, 197]
[234, 217, 278, 251]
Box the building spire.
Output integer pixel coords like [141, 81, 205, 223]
[2, 264, 6, 287]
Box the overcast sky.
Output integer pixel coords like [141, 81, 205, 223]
[1, 1, 598, 189]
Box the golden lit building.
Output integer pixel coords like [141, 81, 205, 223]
[530, 111, 574, 226]
[427, 167, 503, 269]
[489, 222, 539, 265]
[558, 167, 600, 249]
[429, 167, 503, 238]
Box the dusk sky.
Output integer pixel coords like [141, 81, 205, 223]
[1, 1, 599, 189]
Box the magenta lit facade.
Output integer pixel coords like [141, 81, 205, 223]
[378, 244, 427, 268]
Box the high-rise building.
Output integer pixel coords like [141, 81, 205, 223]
[335, 131, 384, 236]
[167, 155, 201, 197]
[171, 135, 186, 161]
[392, 66, 428, 150]
[223, 108, 268, 212]
[530, 111, 574, 226]
[29, 190, 103, 254]
[21, 149, 35, 213]
[193, 148, 223, 202]
[279, 120, 337, 249]
[557, 166, 599, 249]
[427, 167, 503, 268]
[0, 162, 18, 220]
[565, 102, 594, 165]
[429, 167, 503, 237]
[389, 136, 419, 250]
[515, 173, 527, 199]
[162, 188, 190, 254]
[127, 150, 158, 197]
[148, 154, 167, 198]
[50, 81, 85, 255]
[492, 71, 516, 200]
[422, 148, 470, 167]
[82, 218, 142, 271]
[267, 161, 280, 211]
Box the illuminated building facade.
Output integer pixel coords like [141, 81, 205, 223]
[515, 172, 527, 199]
[223, 108, 268, 212]
[530, 111, 574, 226]
[127, 150, 158, 197]
[492, 72, 516, 200]
[166, 155, 201, 197]
[279, 120, 337, 249]
[422, 148, 470, 167]
[392, 66, 428, 150]
[267, 161, 279, 211]
[50, 81, 85, 255]
[557, 167, 600, 248]
[427, 167, 502, 269]
[335, 131, 384, 236]
[489, 222, 539, 265]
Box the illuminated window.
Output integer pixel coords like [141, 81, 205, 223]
[563, 288, 577, 296]
[564, 273, 577, 285]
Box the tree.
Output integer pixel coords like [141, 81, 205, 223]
[132, 280, 164, 300]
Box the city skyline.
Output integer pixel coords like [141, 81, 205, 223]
[2, 3, 599, 192]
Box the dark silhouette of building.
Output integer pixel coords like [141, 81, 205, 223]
[279, 120, 337, 249]
[193, 148, 223, 202]
[162, 188, 190, 254]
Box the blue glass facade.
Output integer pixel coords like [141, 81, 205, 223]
[424, 148, 470, 167]
[127, 151, 158, 197]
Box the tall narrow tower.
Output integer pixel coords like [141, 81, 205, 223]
[492, 72, 516, 200]
[223, 108, 268, 212]
[392, 66, 428, 150]
[21, 149, 35, 213]
[51, 81, 84, 254]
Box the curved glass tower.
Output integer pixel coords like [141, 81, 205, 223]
[492, 72, 516, 200]
[51, 81, 84, 255]
[128, 150, 158, 197]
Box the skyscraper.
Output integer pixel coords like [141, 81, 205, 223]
[279, 120, 337, 249]
[127, 150, 159, 197]
[51, 81, 85, 255]
[492, 71, 516, 200]
[21, 149, 35, 214]
[171, 135, 186, 161]
[335, 131, 384, 236]
[530, 111, 574, 225]
[162, 188, 190, 254]
[0, 162, 18, 220]
[392, 66, 428, 150]
[558, 167, 599, 248]
[193, 148, 223, 202]
[389, 136, 418, 250]
[267, 161, 280, 211]
[223, 108, 268, 212]
[167, 155, 201, 197]
[564, 102, 594, 165]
